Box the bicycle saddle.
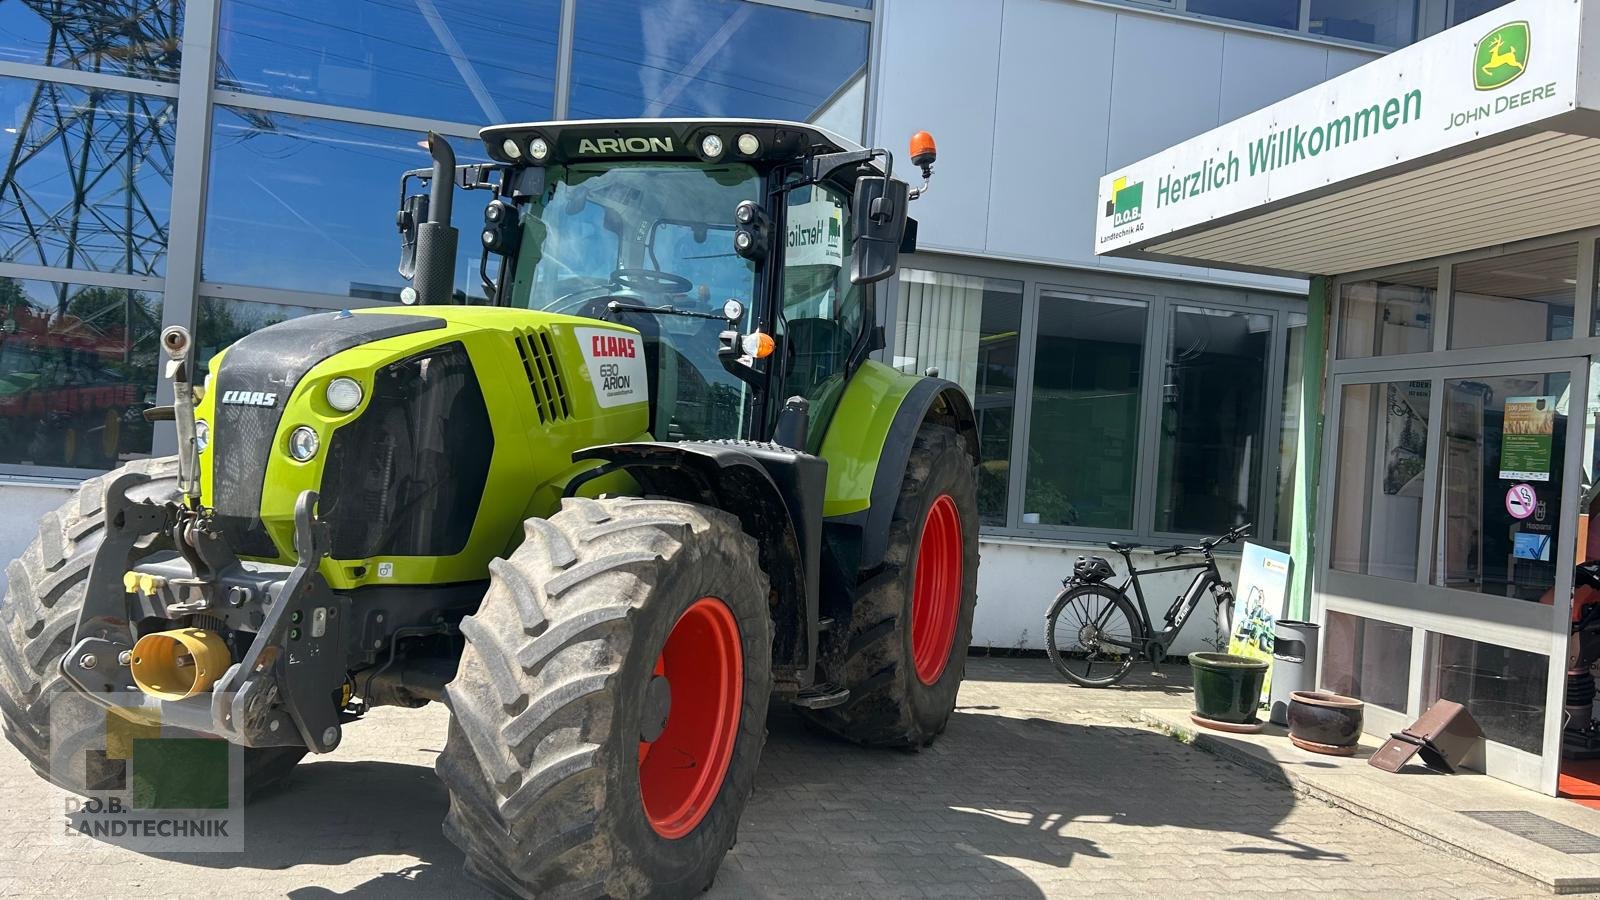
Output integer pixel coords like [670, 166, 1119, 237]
[1106, 541, 1142, 552]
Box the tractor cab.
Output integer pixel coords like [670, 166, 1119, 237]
[398, 119, 934, 449]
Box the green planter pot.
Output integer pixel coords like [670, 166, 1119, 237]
[1189, 652, 1269, 725]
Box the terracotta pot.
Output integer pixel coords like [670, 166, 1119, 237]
[1287, 690, 1364, 754]
[1188, 652, 1268, 724]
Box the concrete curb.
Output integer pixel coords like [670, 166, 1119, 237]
[1139, 709, 1600, 895]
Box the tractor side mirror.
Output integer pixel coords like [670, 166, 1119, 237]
[850, 175, 908, 285]
[396, 193, 428, 280]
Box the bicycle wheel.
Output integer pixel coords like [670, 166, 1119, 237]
[1046, 584, 1142, 687]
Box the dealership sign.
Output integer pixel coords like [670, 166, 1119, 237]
[1094, 0, 1585, 256]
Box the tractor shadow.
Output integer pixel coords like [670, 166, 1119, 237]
[149, 757, 482, 898]
[710, 708, 1318, 899]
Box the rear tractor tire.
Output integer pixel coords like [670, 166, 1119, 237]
[439, 496, 773, 898]
[802, 422, 980, 747]
[0, 456, 305, 799]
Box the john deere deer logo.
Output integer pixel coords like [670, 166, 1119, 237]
[1474, 21, 1529, 91]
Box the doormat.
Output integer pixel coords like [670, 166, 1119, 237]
[1461, 810, 1600, 854]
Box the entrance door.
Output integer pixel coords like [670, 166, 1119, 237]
[1318, 358, 1588, 793]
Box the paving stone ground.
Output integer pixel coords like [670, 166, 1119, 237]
[0, 657, 1557, 898]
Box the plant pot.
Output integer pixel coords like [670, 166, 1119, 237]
[1189, 652, 1269, 725]
[1287, 690, 1364, 755]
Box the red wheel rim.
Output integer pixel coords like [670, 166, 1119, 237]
[911, 494, 964, 685]
[639, 597, 743, 840]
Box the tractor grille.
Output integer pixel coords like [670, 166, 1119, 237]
[319, 341, 493, 560]
[210, 311, 444, 558]
[514, 328, 571, 424]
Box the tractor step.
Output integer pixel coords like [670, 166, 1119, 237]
[791, 683, 849, 710]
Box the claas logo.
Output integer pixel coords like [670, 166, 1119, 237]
[590, 334, 637, 358]
[1105, 177, 1143, 226]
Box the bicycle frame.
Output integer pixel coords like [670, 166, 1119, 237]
[1098, 550, 1231, 659]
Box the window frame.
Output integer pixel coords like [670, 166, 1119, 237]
[1086, 0, 1420, 51]
[884, 251, 1307, 549]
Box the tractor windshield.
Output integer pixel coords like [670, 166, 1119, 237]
[509, 162, 759, 319]
[507, 162, 762, 440]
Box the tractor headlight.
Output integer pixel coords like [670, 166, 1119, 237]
[700, 133, 724, 159]
[501, 137, 522, 160]
[193, 419, 209, 454]
[528, 137, 550, 161]
[326, 377, 363, 412]
[736, 132, 760, 156]
[289, 425, 320, 462]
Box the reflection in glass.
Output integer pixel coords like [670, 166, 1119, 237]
[1450, 0, 1516, 26]
[1330, 380, 1431, 580]
[1186, 0, 1298, 30]
[0, 2, 181, 80]
[1155, 306, 1270, 535]
[1338, 269, 1435, 358]
[1309, 0, 1416, 46]
[894, 271, 1022, 526]
[0, 277, 160, 469]
[1435, 372, 1569, 601]
[570, 0, 869, 140]
[1025, 293, 1145, 530]
[205, 107, 486, 300]
[1451, 244, 1578, 349]
[1427, 634, 1547, 754]
[1322, 611, 1412, 712]
[0, 78, 175, 275]
[1273, 316, 1306, 544]
[196, 297, 318, 373]
[218, 0, 558, 121]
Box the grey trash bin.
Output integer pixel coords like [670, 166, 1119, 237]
[1269, 620, 1320, 726]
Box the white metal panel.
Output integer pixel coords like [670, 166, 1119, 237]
[1104, 13, 1225, 170]
[872, 0, 1003, 255]
[1582, 0, 1600, 113]
[984, 0, 1117, 264]
[1324, 46, 1375, 79]
[1218, 30, 1335, 121]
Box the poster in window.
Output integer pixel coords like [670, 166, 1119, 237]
[1500, 395, 1556, 482]
[1383, 381, 1429, 495]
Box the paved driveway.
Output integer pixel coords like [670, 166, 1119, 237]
[0, 658, 1542, 898]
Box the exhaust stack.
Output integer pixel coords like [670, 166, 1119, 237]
[409, 132, 459, 305]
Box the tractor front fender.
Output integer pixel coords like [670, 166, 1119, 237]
[571, 441, 824, 688]
[818, 360, 978, 571]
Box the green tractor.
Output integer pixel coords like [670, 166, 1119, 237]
[0, 119, 979, 896]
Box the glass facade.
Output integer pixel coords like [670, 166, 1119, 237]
[0, 0, 871, 477]
[1106, 0, 1424, 48]
[0, 278, 161, 470]
[217, 0, 560, 121]
[895, 261, 1303, 544]
[1329, 380, 1431, 581]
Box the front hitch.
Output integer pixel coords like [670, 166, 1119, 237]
[60, 484, 349, 754]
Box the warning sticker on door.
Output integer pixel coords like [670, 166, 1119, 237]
[1505, 483, 1537, 520]
[574, 327, 648, 408]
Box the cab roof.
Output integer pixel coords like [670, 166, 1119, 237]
[479, 118, 865, 168]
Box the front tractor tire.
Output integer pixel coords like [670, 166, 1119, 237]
[440, 497, 773, 899]
[803, 422, 979, 747]
[0, 456, 305, 797]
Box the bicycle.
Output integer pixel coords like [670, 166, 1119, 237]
[1045, 523, 1252, 687]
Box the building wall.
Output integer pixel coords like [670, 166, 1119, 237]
[872, 0, 1374, 287]
[0, 483, 75, 598]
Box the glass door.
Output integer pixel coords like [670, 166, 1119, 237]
[1318, 358, 1587, 793]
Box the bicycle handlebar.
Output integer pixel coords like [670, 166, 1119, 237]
[1153, 522, 1254, 557]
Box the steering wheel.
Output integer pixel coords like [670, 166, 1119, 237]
[612, 267, 692, 295]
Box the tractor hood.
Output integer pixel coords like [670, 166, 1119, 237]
[194, 306, 650, 590]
